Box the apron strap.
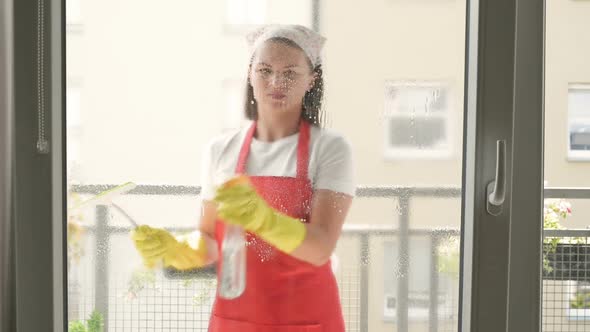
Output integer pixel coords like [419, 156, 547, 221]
[296, 120, 310, 179]
[235, 120, 311, 180]
[235, 121, 257, 174]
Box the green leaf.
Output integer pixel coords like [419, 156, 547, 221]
[87, 311, 104, 332]
[68, 321, 87, 332]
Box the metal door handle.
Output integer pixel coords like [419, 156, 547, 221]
[487, 140, 506, 216]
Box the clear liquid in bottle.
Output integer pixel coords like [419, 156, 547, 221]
[218, 224, 246, 299]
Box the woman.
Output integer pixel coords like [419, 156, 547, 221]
[133, 24, 355, 331]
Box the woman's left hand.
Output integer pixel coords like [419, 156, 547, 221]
[213, 175, 306, 254]
[213, 175, 269, 231]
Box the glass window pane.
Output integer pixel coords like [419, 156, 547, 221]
[65, 0, 467, 331]
[544, 1, 590, 330]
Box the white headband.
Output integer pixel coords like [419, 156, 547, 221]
[246, 24, 326, 68]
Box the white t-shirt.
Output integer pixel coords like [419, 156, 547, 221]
[200, 121, 356, 200]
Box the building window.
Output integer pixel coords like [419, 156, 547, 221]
[225, 0, 267, 27]
[66, 0, 83, 33]
[383, 81, 452, 160]
[67, 84, 82, 179]
[568, 85, 590, 161]
[224, 0, 314, 34]
[383, 237, 455, 321]
[566, 281, 590, 320]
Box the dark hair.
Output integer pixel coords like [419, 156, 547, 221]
[244, 37, 326, 127]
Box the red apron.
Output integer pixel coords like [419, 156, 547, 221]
[209, 120, 345, 332]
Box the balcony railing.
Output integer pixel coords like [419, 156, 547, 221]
[67, 185, 590, 332]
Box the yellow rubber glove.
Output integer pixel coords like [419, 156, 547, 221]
[213, 175, 306, 254]
[131, 225, 208, 270]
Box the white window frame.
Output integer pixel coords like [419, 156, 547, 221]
[567, 84, 590, 162]
[383, 81, 454, 161]
[382, 239, 454, 322]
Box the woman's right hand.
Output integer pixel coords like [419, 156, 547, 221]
[131, 225, 210, 270]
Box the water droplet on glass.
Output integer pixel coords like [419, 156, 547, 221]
[395, 201, 403, 215]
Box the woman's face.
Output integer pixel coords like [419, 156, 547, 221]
[249, 41, 316, 114]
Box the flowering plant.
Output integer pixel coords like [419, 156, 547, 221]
[544, 199, 572, 230]
[543, 198, 573, 273]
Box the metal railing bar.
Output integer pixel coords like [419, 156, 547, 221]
[543, 229, 590, 237]
[544, 188, 590, 199]
[83, 224, 590, 239]
[70, 184, 590, 200]
[71, 184, 201, 196]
